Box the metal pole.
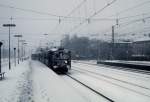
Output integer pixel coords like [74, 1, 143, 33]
[9, 27, 11, 70]
[18, 37, 19, 64]
[24, 45, 25, 58]
[0, 42, 3, 73]
[111, 26, 115, 60]
[14, 48, 16, 66]
[21, 42, 23, 61]
[18, 37, 20, 64]
[112, 26, 114, 44]
[3, 24, 16, 69]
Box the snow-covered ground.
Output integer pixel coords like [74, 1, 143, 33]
[71, 62, 150, 102]
[0, 60, 31, 102]
[1, 60, 102, 102]
[1, 60, 150, 102]
[61, 75, 110, 102]
[31, 61, 88, 102]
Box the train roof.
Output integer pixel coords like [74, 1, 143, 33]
[48, 47, 70, 53]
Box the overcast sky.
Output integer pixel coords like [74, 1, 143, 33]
[0, 0, 150, 49]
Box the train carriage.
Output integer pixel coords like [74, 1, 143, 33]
[32, 47, 71, 73]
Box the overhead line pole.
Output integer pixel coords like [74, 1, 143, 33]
[3, 22, 16, 70]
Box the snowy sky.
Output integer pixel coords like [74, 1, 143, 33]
[0, 0, 150, 49]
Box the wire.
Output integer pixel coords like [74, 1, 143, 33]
[68, 0, 117, 34]
[108, 0, 150, 17]
[49, 0, 87, 34]
[0, 2, 86, 19]
[118, 16, 150, 28]
[118, 12, 150, 20]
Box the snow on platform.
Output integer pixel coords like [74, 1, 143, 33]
[0, 61, 31, 102]
[0, 60, 90, 102]
[30, 60, 88, 102]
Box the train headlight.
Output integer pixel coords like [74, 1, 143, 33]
[53, 66, 58, 69]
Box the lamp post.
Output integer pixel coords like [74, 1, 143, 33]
[43, 34, 48, 48]
[14, 34, 22, 64]
[23, 42, 27, 60]
[3, 24, 16, 70]
[19, 40, 26, 61]
[0, 42, 3, 73]
[14, 48, 16, 66]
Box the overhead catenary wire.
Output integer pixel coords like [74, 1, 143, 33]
[1, 0, 150, 42]
[108, 0, 150, 18]
[0, 12, 150, 22]
[68, 0, 117, 34]
[117, 16, 150, 28]
[118, 12, 150, 20]
[49, 0, 87, 34]
[0, 2, 87, 19]
[0, 1, 149, 22]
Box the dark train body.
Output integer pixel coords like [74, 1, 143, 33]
[32, 48, 71, 73]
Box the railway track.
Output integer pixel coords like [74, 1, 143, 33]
[71, 67, 150, 98]
[73, 66, 150, 90]
[74, 61, 150, 79]
[76, 61, 150, 75]
[66, 74, 115, 102]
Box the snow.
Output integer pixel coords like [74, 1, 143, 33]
[61, 75, 110, 102]
[31, 61, 87, 102]
[0, 60, 89, 102]
[0, 59, 150, 102]
[0, 60, 31, 102]
[70, 71, 150, 102]
[71, 62, 150, 102]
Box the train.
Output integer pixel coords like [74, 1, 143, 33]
[31, 47, 71, 73]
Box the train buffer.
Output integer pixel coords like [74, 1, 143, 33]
[0, 72, 5, 80]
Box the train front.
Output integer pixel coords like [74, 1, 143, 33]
[52, 48, 71, 73]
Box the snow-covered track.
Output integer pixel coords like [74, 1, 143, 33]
[78, 61, 150, 75]
[73, 67, 150, 90]
[66, 74, 115, 102]
[72, 68, 150, 98]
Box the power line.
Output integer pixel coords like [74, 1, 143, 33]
[108, 0, 150, 17]
[68, 0, 117, 34]
[118, 12, 150, 20]
[0, 3, 86, 19]
[118, 16, 150, 28]
[50, 0, 87, 34]
[67, 0, 87, 17]
[118, 0, 150, 15]
[0, 4, 60, 17]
